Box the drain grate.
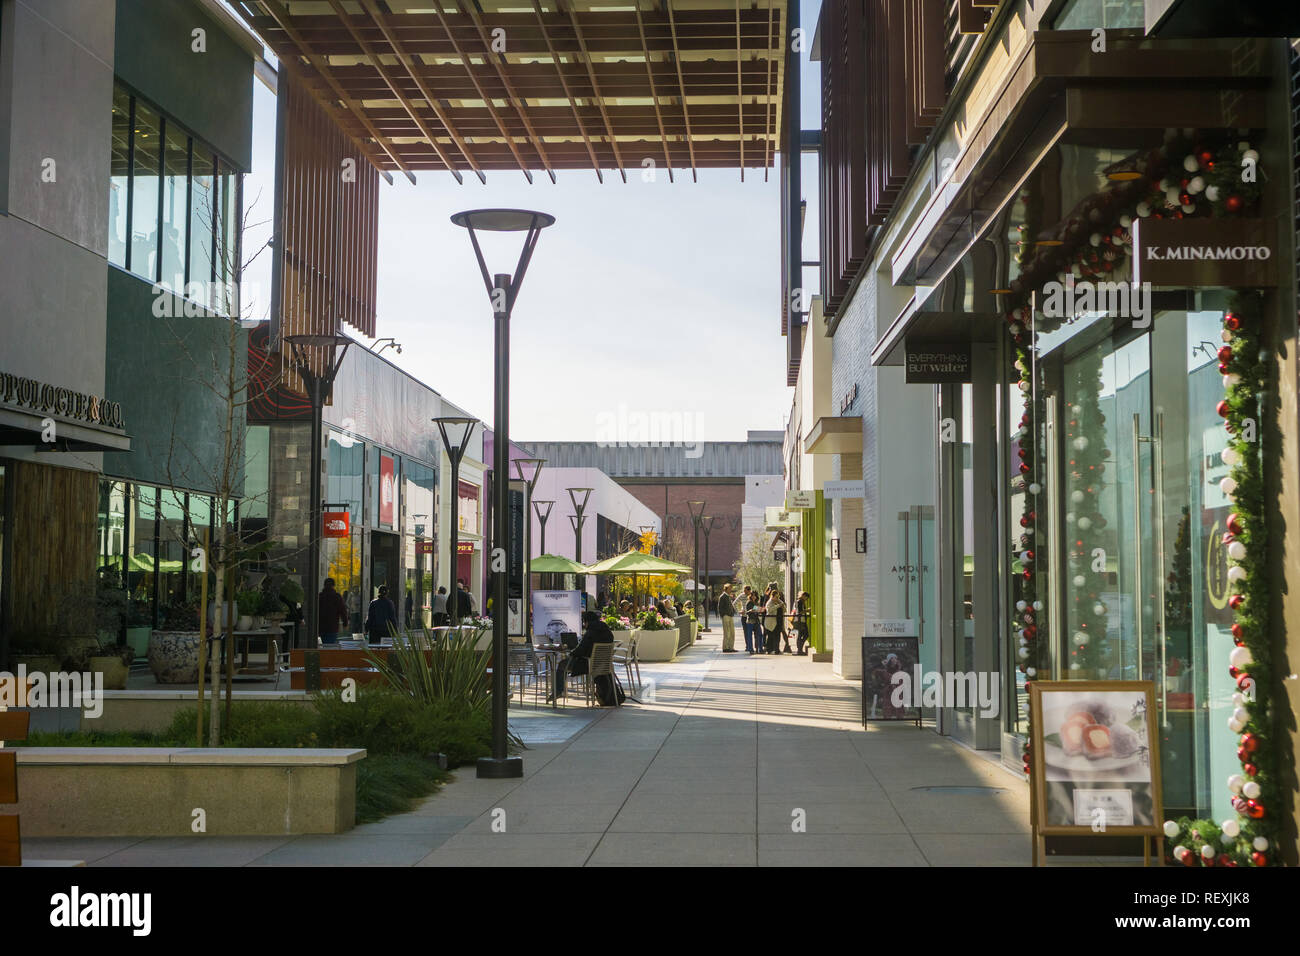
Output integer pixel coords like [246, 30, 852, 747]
[910, 786, 1007, 795]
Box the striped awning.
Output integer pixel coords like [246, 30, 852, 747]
[232, 0, 787, 182]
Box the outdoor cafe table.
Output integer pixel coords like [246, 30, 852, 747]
[531, 643, 569, 709]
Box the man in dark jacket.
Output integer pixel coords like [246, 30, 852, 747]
[553, 610, 614, 699]
[718, 583, 737, 652]
[318, 578, 349, 645]
[456, 579, 476, 621]
[365, 585, 399, 643]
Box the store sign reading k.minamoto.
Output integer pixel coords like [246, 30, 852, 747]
[1132, 218, 1277, 288]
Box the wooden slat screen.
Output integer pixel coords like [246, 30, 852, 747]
[275, 68, 380, 376]
[7, 462, 96, 637]
[819, 0, 949, 318]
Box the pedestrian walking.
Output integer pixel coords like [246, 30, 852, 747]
[456, 579, 476, 620]
[718, 583, 737, 652]
[317, 577, 348, 645]
[365, 585, 398, 643]
[794, 591, 811, 655]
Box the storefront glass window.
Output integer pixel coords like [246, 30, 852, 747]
[189, 147, 216, 301]
[161, 125, 189, 293]
[158, 490, 187, 610]
[458, 480, 481, 535]
[403, 460, 437, 629]
[130, 484, 158, 619]
[109, 85, 131, 267]
[326, 433, 365, 627]
[129, 101, 161, 281]
[186, 494, 212, 604]
[1054, 0, 1144, 29]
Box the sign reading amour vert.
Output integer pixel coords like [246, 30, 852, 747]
[1132, 217, 1277, 288]
[905, 343, 971, 384]
[0, 371, 124, 430]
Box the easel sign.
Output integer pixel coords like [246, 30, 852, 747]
[1028, 681, 1164, 866]
[861, 631, 922, 727]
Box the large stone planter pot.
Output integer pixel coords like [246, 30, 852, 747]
[637, 627, 677, 663]
[147, 631, 202, 684]
[609, 629, 634, 648]
[89, 655, 129, 690]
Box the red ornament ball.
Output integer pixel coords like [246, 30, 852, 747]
[1217, 400, 1231, 418]
[1224, 313, 1241, 331]
[1241, 733, 1259, 753]
[1243, 762, 1258, 776]
[1225, 195, 1244, 213]
[1231, 623, 1244, 641]
[1230, 594, 1244, 610]
[1227, 514, 1243, 535]
[1217, 345, 1233, 364]
[1252, 851, 1267, 867]
[1245, 800, 1265, 819]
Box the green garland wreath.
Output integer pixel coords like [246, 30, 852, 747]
[1003, 133, 1277, 865]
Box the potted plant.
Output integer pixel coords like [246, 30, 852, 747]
[125, 600, 153, 659]
[89, 638, 135, 690]
[148, 601, 202, 684]
[11, 630, 62, 674]
[235, 588, 261, 631]
[635, 609, 679, 663]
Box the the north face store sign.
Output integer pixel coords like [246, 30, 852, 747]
[1132, 218, 1277, 287]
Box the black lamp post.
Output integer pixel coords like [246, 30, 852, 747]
[567, 486, 592, 597]
[686, 499, 705, 632]
[532, 500, 554, 555]
[452, 208, 553, 781]
[512, 458, 544, 638]
[701, 515, 716, 632]
[284, 333, 352, 650]
[434, 416, 478, 629]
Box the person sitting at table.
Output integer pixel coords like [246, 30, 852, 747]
[553, 609, 613, 699]
[365, 585, 398, 643]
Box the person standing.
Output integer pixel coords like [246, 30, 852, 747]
[318, 578, 349, 645]
[456, 579, 476, 620]
[718, 583, 737, 652]
[794, 591, 811, 655]
[740, 586, 757, 653]
[431, 586, 449, 626]
[365, 585, 399, 643]
[763, 588, 787, 654]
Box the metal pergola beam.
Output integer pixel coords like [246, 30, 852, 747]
[633, 1, 675, 182]
[664, 0, 699, 182]
[257, 0, 416, 184]
[358, 0, 487, 183]
[532, 0, 605, 181]
[562, 0, 629, 183]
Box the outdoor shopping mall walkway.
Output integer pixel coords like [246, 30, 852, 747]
[23, 632, 1033, 866]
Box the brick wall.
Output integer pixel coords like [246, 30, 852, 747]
[620, 480, 745, 577]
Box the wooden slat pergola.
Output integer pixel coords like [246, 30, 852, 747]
[232, 0, 787, 182]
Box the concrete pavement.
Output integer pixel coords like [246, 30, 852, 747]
[23, 632, 1034, 866]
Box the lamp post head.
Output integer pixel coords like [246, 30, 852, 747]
[433, 416, 479, 459]
[451, 209, 555, 316]
[532, 499, 555, 522]
[513, 457, 546, 494]
[567, 487, 593, 515]
[687, 500, 706, 523]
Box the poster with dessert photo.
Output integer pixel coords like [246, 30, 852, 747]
[1029, 682, 1162, 835]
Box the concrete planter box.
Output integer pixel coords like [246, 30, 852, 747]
[15, 747, 364, 836]
[636, 627, 677, 663]
[89, 656, 129, 690]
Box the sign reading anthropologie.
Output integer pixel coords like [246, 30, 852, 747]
[0, 371, 125, 429]
[1132, 218, 1277, 287]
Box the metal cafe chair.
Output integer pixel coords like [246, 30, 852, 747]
[583, 643, 618, 708]
[612, 636, 640, 692]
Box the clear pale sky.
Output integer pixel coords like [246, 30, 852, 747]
[241, 4, 821, 443]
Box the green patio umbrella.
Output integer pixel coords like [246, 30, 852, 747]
[529, 553, 589, 574]
[582, 551, 692, 608]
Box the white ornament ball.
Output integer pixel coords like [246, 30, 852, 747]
[1016, 600, 1027, 612]
[1243, 781, 1261, 799]
[1228, 774, 1245, 794]
[1228, 718, 1244, 733]
[1220, 476, 1237, 496]
[1073, 436, 1089, 451]
[1165, 187, 1182, 205]
[1028, 482, 1041, 495]
[1183, 154, 1199, 172]
[1242, 149, 1259, 164]
[1180, 203, 1195, 214]
[1187, 176, 1205, 194]
[1206, 184, 1221, 202]
[1135, 201, 1152, 218]
[1163, 820, 1180, 838]
[1066, 512, 1076, 525]
[1078, 516, 1093, 531]
[1033, 601, 1043, 611]
[1072, 490, 1086, 504]
[1222, 818, 1241, 838]
[1173, 845, 1188, 861]
[1026, 667, 1036, 678]
[1201, 844, 1216, 860]
[1073, 575, 1086, 588]
[1253, 836, 1268, 852]
[1119, 214, 1132, 228]
[1020, 551, 1032, 564]
[1017, 647, 1030, 660]
[1222, 446, 1239, 465]
[1069, 661, 1082, 671]
[1073, 631, 1090, 646]
[1224, 373, 1240, 387]
[1221, 330, 1233, 343]
[1234, 707, 1250, 724]
[1093, 603, 1107, 616]
[1232, 692, 1245, 706]
[1228, 540, 1246, 561]
[1229, 646, 1253, 669]
[1089, 232, 1101, 247]
[1228, 565, 1247, 583]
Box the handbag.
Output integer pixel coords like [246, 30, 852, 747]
[763, 613, 778, 631]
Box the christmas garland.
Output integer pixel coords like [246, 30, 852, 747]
[1002, 133, 1277, 865]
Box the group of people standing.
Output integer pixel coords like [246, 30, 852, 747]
[717, 582, 810, 656]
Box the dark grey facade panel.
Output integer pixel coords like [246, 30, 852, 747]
[520, 440, 783, 478]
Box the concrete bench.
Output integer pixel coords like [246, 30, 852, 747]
[14, 747, 365, 836]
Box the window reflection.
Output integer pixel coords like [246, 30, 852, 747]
[109, 86, 131, 267]
[161, 125, 189, 293]
[130, 101, 161, 281]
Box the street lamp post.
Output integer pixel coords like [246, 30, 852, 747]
[701, 515, 715, 631]
[452, 208, 554, 780]
[686, 500, 705, 636]
[284, 333, 352, 650]
[567, 487, 592, 599]
[532, 500, 554, 555]
[434, 416, 478, 629]
[512, 458, 545, 639]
